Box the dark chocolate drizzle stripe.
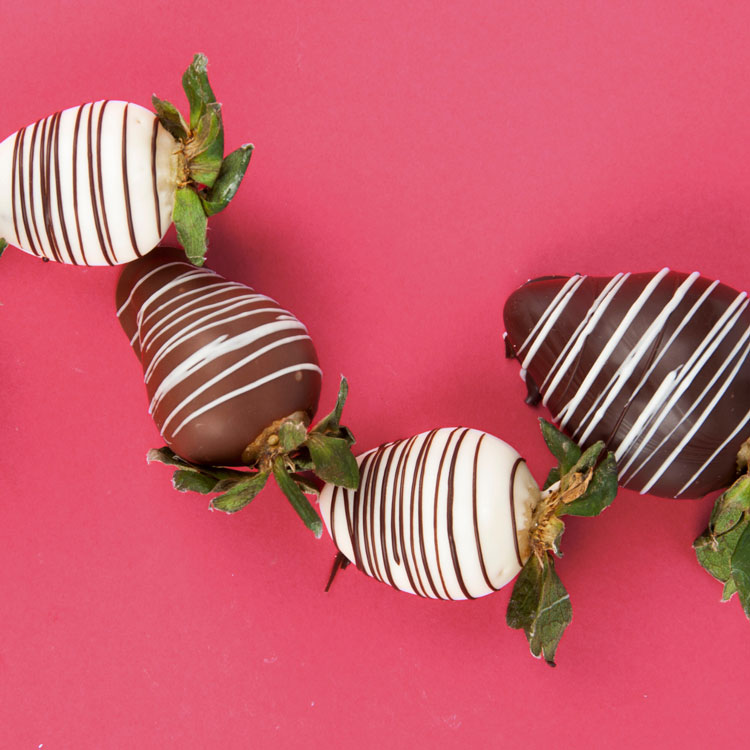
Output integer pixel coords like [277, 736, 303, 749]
[121, 104, 140, 256]
[16, 125, 39, 256]
[471, 433, 501, 590]
[377, 442, 400, 589]
[27, 118, 45, 256]
[95, 100, 117, 265]
[71, 104, 88, 265]
[51, 110, 76, 264]
[86, 102, 112, 265]
[10, 130, 23, 252]
[39, 114, 63, 263]
[396, 436, 421, 593]
[507, 458, 524, 568]
[431, 427, 464, 600]
[413, 429, 442, 598]
[445, 428, 473, 600]
[150, 117, 163, 238]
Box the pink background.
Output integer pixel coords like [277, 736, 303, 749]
[1, 1, 749, 747]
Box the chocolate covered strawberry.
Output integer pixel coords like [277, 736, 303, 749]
[0, 54, 251, 266]
[116, 247, 358, 535]
[320, 422, 618, 665]
[503, 268, 750, 618]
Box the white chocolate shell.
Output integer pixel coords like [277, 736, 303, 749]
[0, 101, 177, 265]
[319, 427, 540, 600]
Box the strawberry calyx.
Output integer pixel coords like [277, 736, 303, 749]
[152, 53, 253, 266]
[147, 377, 359, 538]
[506, 420, 618, 666]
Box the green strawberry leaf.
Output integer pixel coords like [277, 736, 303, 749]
[506, 553, 572, 667]
[0, 237, 7, 257]
[182, 53, 217, 129]
[694, 518, 748, 585]
[311, 376, 350, 437]
[560, 451, 618, 518]
[539, 419, 581, 476]
[731, 522, 750, 618]
[278, 419, 309, 453]
[173, 469, 221, 494]
[211, 472, 270, 513]
[200, 145, 254, 217]
[173, 187, 208, 265]
[722, 577, 738, 602]
[273, 457, 323, 538]
[187, 102, 224, 188]
[305, 433, 360, 490]
[151, 95, 188, 140]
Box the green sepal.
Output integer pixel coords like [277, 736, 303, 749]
[173, 469, 221, 494]
[200, 145, 254, 217]
[560, 450, 618, 518]
[146, 447, 246, 481]
[694, 519, 748, 585]
[311, 377, 353, 441]
[151, 95, 188, 140]
[506, 553, 572, 667]
[186, 102, 224, 188]
[182, 53, 217, 129]
[273, 457, 323, 538]
[540, 418, 581, 476]
[305, 433, 360, 490]
[731, 522, 750, 618]
[0, 238, 7, 257]
[211, 472, 270, 513]
[173, 187, 208, 266]
[278, 420, 308, 453]
[694, 473, 750, 618]
[722, 578, 738, 602]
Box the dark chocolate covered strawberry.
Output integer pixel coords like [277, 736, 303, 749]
[503, 269, 750, 618]
[116, 247, 358, 536]
[504, 269, 750, 500]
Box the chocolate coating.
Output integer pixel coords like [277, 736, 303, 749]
[503, 269, 750, 499]
[319, 427, 539, 600]
[116, 248, 322, 466]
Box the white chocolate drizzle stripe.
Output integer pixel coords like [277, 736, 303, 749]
[517, 275, 584, 360]
[612, 279, 719, 462]
[543, 273, 630, 407]
[144, 307, 303, 384]
[641, 334, 750, 494]
[617, 292, 748, 481]
[158, 334, 314, 434]
[170, 363, 323, 437]
[148, 319, 310, 410]
[574, 271, 698, 444]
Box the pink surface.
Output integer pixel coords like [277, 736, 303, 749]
[1, 1, 749, 747]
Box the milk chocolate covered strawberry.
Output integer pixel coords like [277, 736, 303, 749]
[116, 247, 358, 535]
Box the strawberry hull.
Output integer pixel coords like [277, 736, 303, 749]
[116, 247, 322, 466]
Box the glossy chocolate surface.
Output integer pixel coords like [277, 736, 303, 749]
[504, 269, 750, 498]
[116, 248, 322, 466]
